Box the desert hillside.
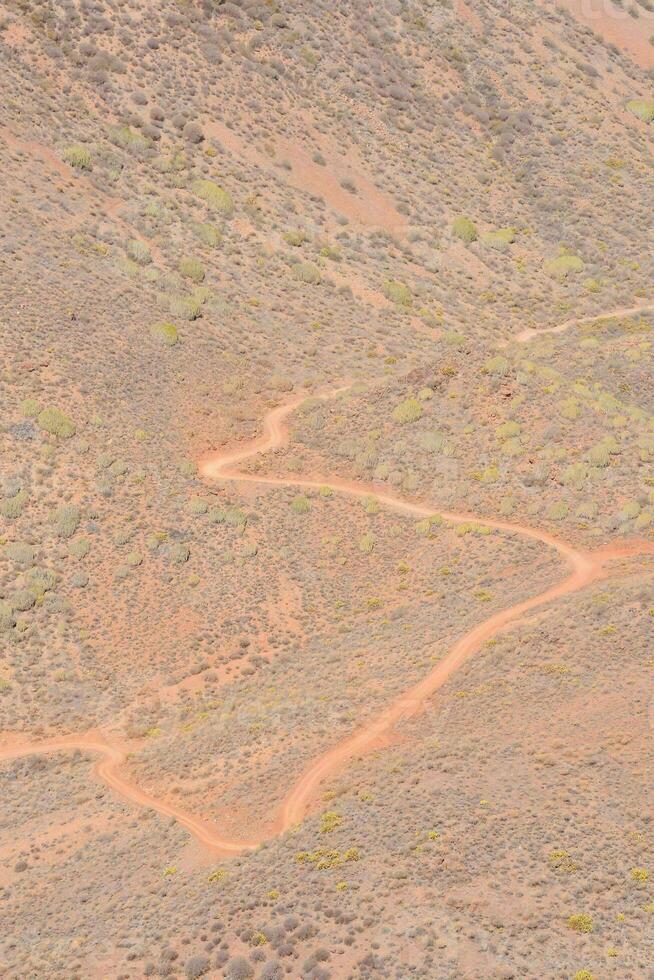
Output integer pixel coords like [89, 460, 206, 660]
[1, 0, 653, 978]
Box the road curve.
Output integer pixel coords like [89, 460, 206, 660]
[3, 304, 654, 858]
[0, 733, 258, 855]
[198, 394, 654, 836]
[516, 303, 654, 343]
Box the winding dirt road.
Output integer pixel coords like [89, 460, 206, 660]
[516, 303, 654, 343]
[2, 307, 654, 858]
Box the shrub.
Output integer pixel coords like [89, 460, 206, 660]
[169, 294, 203, 321]
[225, 957, 254, 980]
[382, 280, 413, 307]
[545, 253, 584, 278]
[20, 398, 39, 418]
[292, 261, 321, 284]
[193, 222, 222, 247]
[68, 538, 90, 560]
[586, 443, 610, 467]
[481, 227, 515, 250]
[27, 568, 56, 596]
[150, 322, 179, 347]
[626, 98, 654, 122]
[631, 867, 649, 882]
[188, 496, 209, 515]
[562, 462, 588, 489]
[483, 355, 510, 376]
[5, 542, 35, 564]
[567, 913, 593, 933]
[260, 962, 283, 980]
[291, 495, 310, 514]
[496, 420, 521, 439]
[416, 514, 443, 536]
[169, 543, 190, 564]
[127, 240, 152, 265]
[109, 124, 151, 154]
[393, 398, 423, 423]
[284, 229, 307, 246]
[180, 257, 205, 282]
[420, 431, 445, 451]
[185, 956, 210, 979]
[359, 532, 374, 553]
[549, 849, 578, 873]
[183, 121, 204, 143]
[63, 145, 92, 170]
[54, 504, 80, 539]
[192, 178, 234, 214]
[0, 601, 15, 631]
[37, 407, 76, 438]
[12, 588, 36, 612]
[320, 811, 342, 833]
[225, 506, 247, 527]
[0, 490, 28, 520]
[452, 217, 478, 243]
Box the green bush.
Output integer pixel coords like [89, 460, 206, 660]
[483, 355, 510, 376]
[27, 567, 56, 597]
[37, 407, 76, 438]
[188, 496, 209, 515]
[626, 99, 654, 122]
[562, 462, 588, 489]
[393, 398, 423, 423]
[420, 431, 445, 452]
[0, 490, 28, 520]
[54, 504, 80, 539]
[192, 179, 234, 214]
[109, 125, 151, 154]
[5, 542, 35, 564]
[496, 420, 520, 439]
[169, 543, 190, 564]
[480, 227, 515, 250]
[68, 538, 90, 560]
[0, 601, 15, 631]
[452, 217, 478, 243]
[544, 253, 584, 278]
[291, 495, 311, 514]
[127, 240, 152, 265]
[20, 398, 40, 418]
[63, 145, 92, 170]
[193, 222, 222, 247]
[359, 532, 374, 553]
[284, 230, 307, 246]
[292, 262, 321, 284]
[547, 500, 569, 521]
[169, 294, 203, 321]
[12, 588, 35, 612]
[586, 443, 610, 467]
[382, 280, 413, 307]
[567, 913, 593, 934]
[180, 257, 205, 282]
[225, 506, 247, 527]
[416, 514, 443, 536]
[150, 322, 179, 347]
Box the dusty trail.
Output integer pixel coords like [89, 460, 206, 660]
[516, 303, 654, 343]
[4, 394, 653, 857]
[0, 734, 258, 855]
[3, 304, 654, 858]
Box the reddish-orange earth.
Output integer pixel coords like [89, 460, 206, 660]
[3, 305, 654, 858]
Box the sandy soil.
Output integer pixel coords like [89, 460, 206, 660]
[3, 298, 652, 859]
